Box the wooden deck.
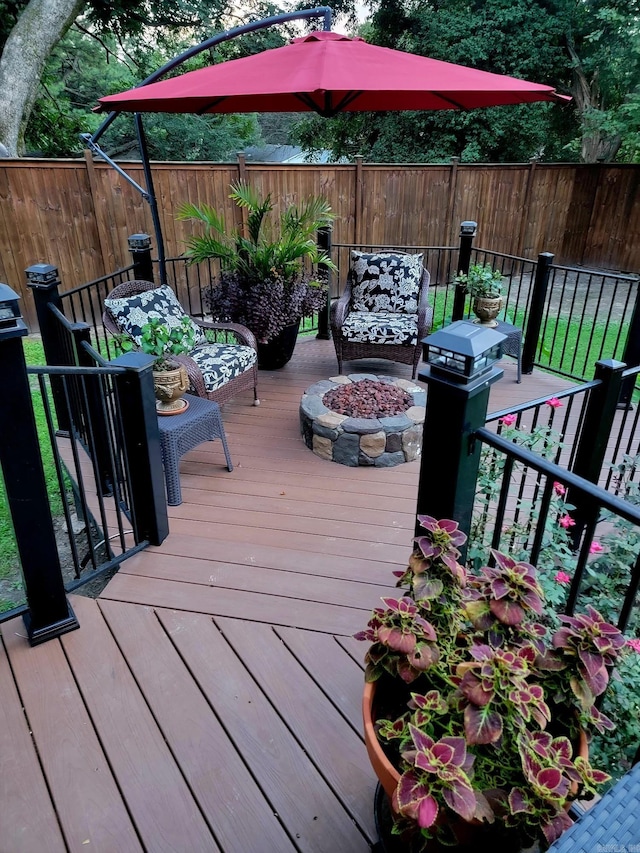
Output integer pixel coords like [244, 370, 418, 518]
[0, 339, 575, 853]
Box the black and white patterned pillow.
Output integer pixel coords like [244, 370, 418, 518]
[350, 251, 423, 314]
[104, 284, 205, 348]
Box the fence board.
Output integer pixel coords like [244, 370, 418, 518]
[2, 158, 640, 331]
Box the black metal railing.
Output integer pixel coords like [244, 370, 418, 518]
[0, 272, 169, 638]
[58, 264, 138, 359]
[473, 427, 640, 634]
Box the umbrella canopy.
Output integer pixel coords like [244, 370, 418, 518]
[98, 31, 569, 117]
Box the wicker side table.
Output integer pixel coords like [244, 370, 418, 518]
[157, 395, 233, 506]
[493, 319, 523, 383]
[548, 761, 640, 851]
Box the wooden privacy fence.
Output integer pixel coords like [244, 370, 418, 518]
[2, 153, 640, 329]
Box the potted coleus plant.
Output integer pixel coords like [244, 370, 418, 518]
[355, 515, 625, 851]
[177, 182, 336, 370]
[454, 263, 504, 327]
[116, 316, 197, 414]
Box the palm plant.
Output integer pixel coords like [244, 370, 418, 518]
[177, 182, 335, 285]
[177, 183, 336, 350]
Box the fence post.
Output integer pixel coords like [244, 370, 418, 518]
[316, 225, 332, 340]
[452, 221, 477, 321]
[618, 282, 640, 408]
[415, 356, 503, 561]
[26, 263, 71, 432]
[521, 252, 554, 375]
[111, 352, 169, 545]
[0, 286, 79, 644]
[128, 233, 155, 283]
[568, 358, 626, 545]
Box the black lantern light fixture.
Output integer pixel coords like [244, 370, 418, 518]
[0, 282, 23, 332]
[423, 320, 506, 384]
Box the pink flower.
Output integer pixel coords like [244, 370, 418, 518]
[554, 571, 571, 585]
[500, 414, 517, 426]
[589, 541, 604, 554]
[559, 515, 575, 529]
[626, 638, 640, 654]
[546, 397, 563, 409]
[553, 482, 566, 496]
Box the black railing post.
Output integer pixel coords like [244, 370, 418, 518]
[316, 226, 332, 340]
[26, 263, 71, 432]
[522, 252, 554, 375]
[415, 359, 504, 561]
[0, 287, 79, 644]
[568, 358, 626, 545]
[618, 282, 640, 408]
[75, 324, 114, 495]
[128, 233, 155, 283]
[452, 221, 477, 321]
[111, 352, 169, 545]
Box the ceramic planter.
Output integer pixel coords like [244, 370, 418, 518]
[472, 296, 502, 327]
[256, 320, 301, 370]
[152, 365, 190, 414]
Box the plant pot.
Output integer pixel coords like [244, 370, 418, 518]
[152, 365, 190, 414]
[363, 680, 588, 852]
[256, 320, 300, 370]
[472, 296, 502, 327]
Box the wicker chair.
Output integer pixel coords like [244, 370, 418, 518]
[103, 280, 259, 406]
[330, 251, 433, 379]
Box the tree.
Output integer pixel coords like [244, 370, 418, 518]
[293, 0, 640, 164]
[0, 0, 244, 156]
[0, 0, 84, 156]
[24, 27, 262, 159]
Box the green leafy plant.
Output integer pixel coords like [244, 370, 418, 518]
[115, 317, 197, 371]
[455, 263, 504, 299]
[356, 516, 624, 850]
[177, 182, 336, 343]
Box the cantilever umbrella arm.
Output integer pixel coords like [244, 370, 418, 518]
[83, 6, 334, 283]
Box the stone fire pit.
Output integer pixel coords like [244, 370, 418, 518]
[300, 374, 426, 467]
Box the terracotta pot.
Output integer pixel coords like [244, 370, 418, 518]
[256, 320, 300, 370]
[152, 365, 189, 414]
[363, 680, 589, 850]
[472, 295, 502, 327]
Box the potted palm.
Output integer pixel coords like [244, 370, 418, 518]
[115, 316, 197, 414]
[177, 182, 336, 369]
[454, 264, 504, 327]
[356, 515, 624, 851]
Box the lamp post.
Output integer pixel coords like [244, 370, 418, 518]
[0, 284, 79, 644]
[415, 321, 506, 556]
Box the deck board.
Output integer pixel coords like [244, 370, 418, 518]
[61, 596, 215, 853]
[1, 338, 581, 851]
[157, 609, 371, 852]
[2, 615, 142, 853]
[97, 599, 294, 853]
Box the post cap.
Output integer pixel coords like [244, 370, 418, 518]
[460, 221, 478, 236]
[128, 233, 152, 250]
[0, 282, 22, 331]
[25, 263, 59, 286]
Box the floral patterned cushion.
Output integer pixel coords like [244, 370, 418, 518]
[350, 251, 423, 314]
[342, 311, 418, 345]
[189, 343, 257, 392]
[104, 284, 205, 347]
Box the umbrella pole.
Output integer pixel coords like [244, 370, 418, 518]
[82, 6, 334, 286]
[134, 114, 167, 284]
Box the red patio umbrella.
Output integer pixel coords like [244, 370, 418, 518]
[97, 31, 569, 117]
